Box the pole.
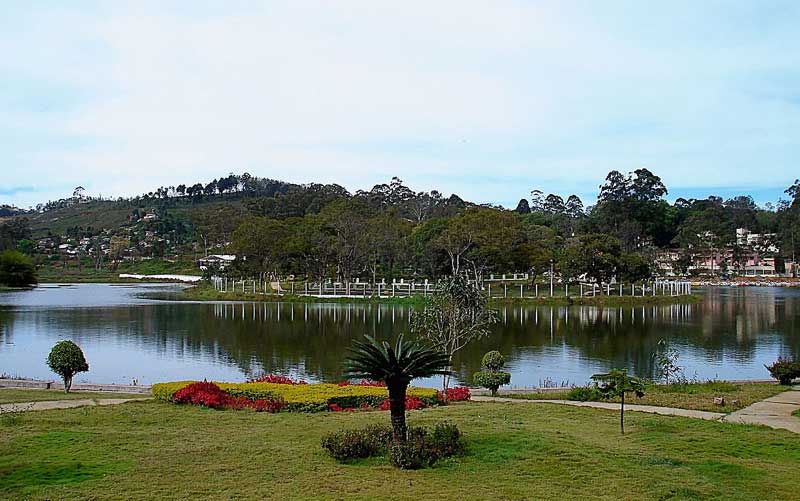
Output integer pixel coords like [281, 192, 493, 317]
[550, 260, 554, 297]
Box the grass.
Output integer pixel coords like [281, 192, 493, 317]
[793, 409, 800, 418]
[499, 381, 785, 413]
[176, 283, 698, 307]
[0, 400, 797, 500]
[0, 389, 148, 405]
[37, 259, 199, 283]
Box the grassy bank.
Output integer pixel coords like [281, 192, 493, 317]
[500, 381, 785, 413]
[0, 389, 148, 405]
[36, 260, 199, 283]
[176, 283, 699, 307]
[1, 400, 798, 499]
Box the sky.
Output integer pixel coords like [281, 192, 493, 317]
[2, 1, 799, 210]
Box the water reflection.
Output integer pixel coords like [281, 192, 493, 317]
[0, 285, 797, 386]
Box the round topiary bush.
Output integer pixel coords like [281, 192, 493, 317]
[481, 350, 505, 371]
[473, 371, 511, 396]
[46, 340, 89, 393]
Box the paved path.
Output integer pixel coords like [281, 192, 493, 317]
[471, 396, 726, 421]
[475, 387, 800, 433]
[0, 397, 151, 413]
[723, 386, 800, 433]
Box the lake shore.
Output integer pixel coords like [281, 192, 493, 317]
[174, 283, 701, 306]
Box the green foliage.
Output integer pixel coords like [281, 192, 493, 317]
[472, 371, 511, 397]
[474, 350, 511, 396]
[764, 357, 800, 385]
[321, 425, 392, 463]
[566, 386, 603, 402]
[481, 351, 505, 371]
[46, 340, 89, 392]
[0, 250, 37, 286]
[653, 339, 684, 384]
[346, 334, 450, 440]
[591, 368, 646, 434]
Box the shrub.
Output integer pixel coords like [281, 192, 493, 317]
[472, 371, 511, 397]
[248, 374, 307, 385]
[765, 357, 800, 385]
[390, 435, 432, 470]
[321, 425, 392, 463]
[440, 386, 471, 402]
[173, 381, 229, 409]
[481, 351, 505, 371]
[46, 340, 89, 393]
[172, 381, 286, 412]
[428, 422, 464, 458]
[566, 386, 603, 402]
[0, 250, 37, 287]
[151, 380, 439, 412]
[473, 350, 511, 396]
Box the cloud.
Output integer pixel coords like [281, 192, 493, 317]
[1, 1, 800, 208]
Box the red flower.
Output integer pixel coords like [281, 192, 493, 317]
[248, 374, 307, 385]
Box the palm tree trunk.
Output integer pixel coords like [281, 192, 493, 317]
[620, 392, 625, 435]
[388, 383, 408, 442]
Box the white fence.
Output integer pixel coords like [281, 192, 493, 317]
[210, 276, 692, 299]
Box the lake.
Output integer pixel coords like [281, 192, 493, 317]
[1, 283, 798, 387]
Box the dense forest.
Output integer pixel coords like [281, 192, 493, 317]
[3, 170, 800, 283]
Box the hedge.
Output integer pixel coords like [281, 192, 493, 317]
[152, 381, 440, 412]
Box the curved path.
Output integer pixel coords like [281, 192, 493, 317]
[471, 396, 726, 420]
[474, 386, 800, 433]
[0, 397, 151, 413]
[723, 386, 800, 433]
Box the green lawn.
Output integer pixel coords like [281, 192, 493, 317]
[1, 400, 798, 500]
[500, 381, 785, 413]
[0, 389, 148, 404]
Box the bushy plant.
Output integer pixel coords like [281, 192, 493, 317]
[321, 425, 393, 463]
[390, 431, 433, 470]
[473, 350, 511, 396]
[472, 371, 511, 397]
[0, 250, 37, 287]
[248, 373, 307, 385]
[46, 340, 89, 393]
[440, 386, 471, 402]
[481, 351, 505, 371]
[566, 386, 603, 402]
[765, 357, 800, 385]
[173, 381, 229, 409]
[428, 422, 464, 458]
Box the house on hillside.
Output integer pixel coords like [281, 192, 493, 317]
[198, 254, 236, 271]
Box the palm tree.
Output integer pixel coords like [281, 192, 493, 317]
[346, 334, 450, 441]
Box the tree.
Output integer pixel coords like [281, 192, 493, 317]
[591, 369, 645, 434]
[514, 199, 531, 214]
[345, 334, 450, 441]
[411, 275, 497, 399]
[473, 351, 511, 396]
[0, 250, 37, 286]
[46, 340, 89, 393]
[559, 234, 622, 284]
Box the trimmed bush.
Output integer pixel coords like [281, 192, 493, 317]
[765, 357, 800, 385]
[567, 386, 603, 402]
[481, 351, 506, 371]
[473, 371, 511, 397]
[46, 340, 89, 393]
[473, 350, 512, 396]
[321, 425, 392, 463]
[152, 380, 439, 412]
[171, 381, 286, 412]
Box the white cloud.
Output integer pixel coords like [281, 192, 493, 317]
[2, 1, 799, 208]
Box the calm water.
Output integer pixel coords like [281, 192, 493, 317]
[1, 283, 798, 387]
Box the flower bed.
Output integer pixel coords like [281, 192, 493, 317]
[152, 378, 454, 413]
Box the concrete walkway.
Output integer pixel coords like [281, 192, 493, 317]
[723, 386, 800, 433]
[471, 396, 726, 420]
[474, 387, 800, 433]
[0, 397, 151, 413]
